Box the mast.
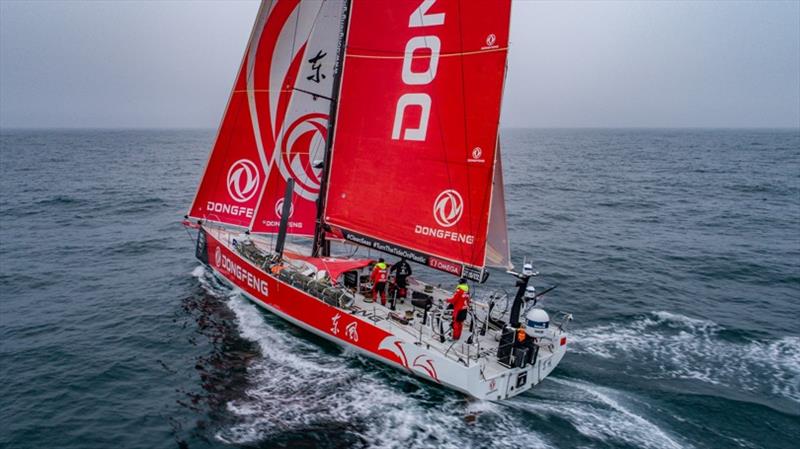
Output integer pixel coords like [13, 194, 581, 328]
[312, 0, 352, 257]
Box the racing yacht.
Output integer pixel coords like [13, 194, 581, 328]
[184, 0, 571, 400]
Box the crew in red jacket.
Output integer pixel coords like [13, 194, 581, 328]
[371, 258, 389, 305]
[447, 278, 470, 340]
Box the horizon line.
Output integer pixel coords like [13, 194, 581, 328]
[2, 125, 799, 132]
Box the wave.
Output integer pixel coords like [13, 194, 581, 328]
[510, 378, 688, 449]
[570, 311, 800, 403]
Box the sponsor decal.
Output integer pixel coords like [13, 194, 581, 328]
[482, 32, 499, 50]
[412, 355, 438, 380]
[274, 198, 295, 219]
[227, 159, 260, 203]
[261, 198, 303, 229]
[203, 159, 259, 218]
[391, 0, 446, 142]
[205, 201, 254, 218]
[427, 256, 462, 276]
[468, 146, 485, 163]
[516, 372, 528, 388]
[379, 337, 409, 367]
[462, 265, 485, 282]
[331, 313, 341, 336]
[433, 189, 463, 227]
[378, 336, 440, 382]
[413, 225, 475, 244]
[342, 230, 428, 265]
[195, 229, 208, 263]
[414, 189, 475, 244]
[215, 246, 269, 296]
[346, 322, 359, 342]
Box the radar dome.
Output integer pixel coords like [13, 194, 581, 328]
[525, 308, 550, 337]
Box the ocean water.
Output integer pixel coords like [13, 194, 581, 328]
[1, 128, 798, 449]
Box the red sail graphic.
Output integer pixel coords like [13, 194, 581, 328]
[323, 0, 511, 279]
[189, 0, 345, 233]
[250, 0, 346, 236]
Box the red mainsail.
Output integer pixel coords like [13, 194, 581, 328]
[322, 0, 512, 280]
[188, 0, 346, 233]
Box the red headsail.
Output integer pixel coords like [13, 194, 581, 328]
[322, 0, 512, 280]
[188, 0, 346, 233]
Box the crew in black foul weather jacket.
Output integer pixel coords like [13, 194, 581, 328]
[390, 258, 412, 299]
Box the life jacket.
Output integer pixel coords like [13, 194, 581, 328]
[449, 283, 470, 317]
[372, 262, 388, 283]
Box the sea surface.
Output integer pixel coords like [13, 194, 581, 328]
[1, 128, 798, 449]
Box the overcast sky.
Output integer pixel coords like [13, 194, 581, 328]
[1, 0, 798, 129]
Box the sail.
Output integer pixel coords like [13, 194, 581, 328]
[250, 0, 347, 236]
[188, 0, 345, 232]
[321, 0, 512, 281]
[485, 143, 512, 269]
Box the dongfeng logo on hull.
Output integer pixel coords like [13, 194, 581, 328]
[227, 159, 260, 203]
[433, 189, 463, 228]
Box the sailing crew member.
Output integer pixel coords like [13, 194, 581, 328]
[371, 258, 389, 305]
[447, 278, 470, 340]
[390, 258, 412, 300]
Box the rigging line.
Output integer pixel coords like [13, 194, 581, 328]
[345, 47, 507, 59]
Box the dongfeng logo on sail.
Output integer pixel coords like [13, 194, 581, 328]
[205, 159, 260, 218]
[227, 159, 260, 202]
[262, 198, 302, 230]
[414, 189, 474, 244]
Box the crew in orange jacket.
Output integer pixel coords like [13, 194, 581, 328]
[447, 278, 470, 340]
[371, 258, 389, 305]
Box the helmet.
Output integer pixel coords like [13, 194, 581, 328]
[459, 277, 467, 284]
[524, 285, 536, 300]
